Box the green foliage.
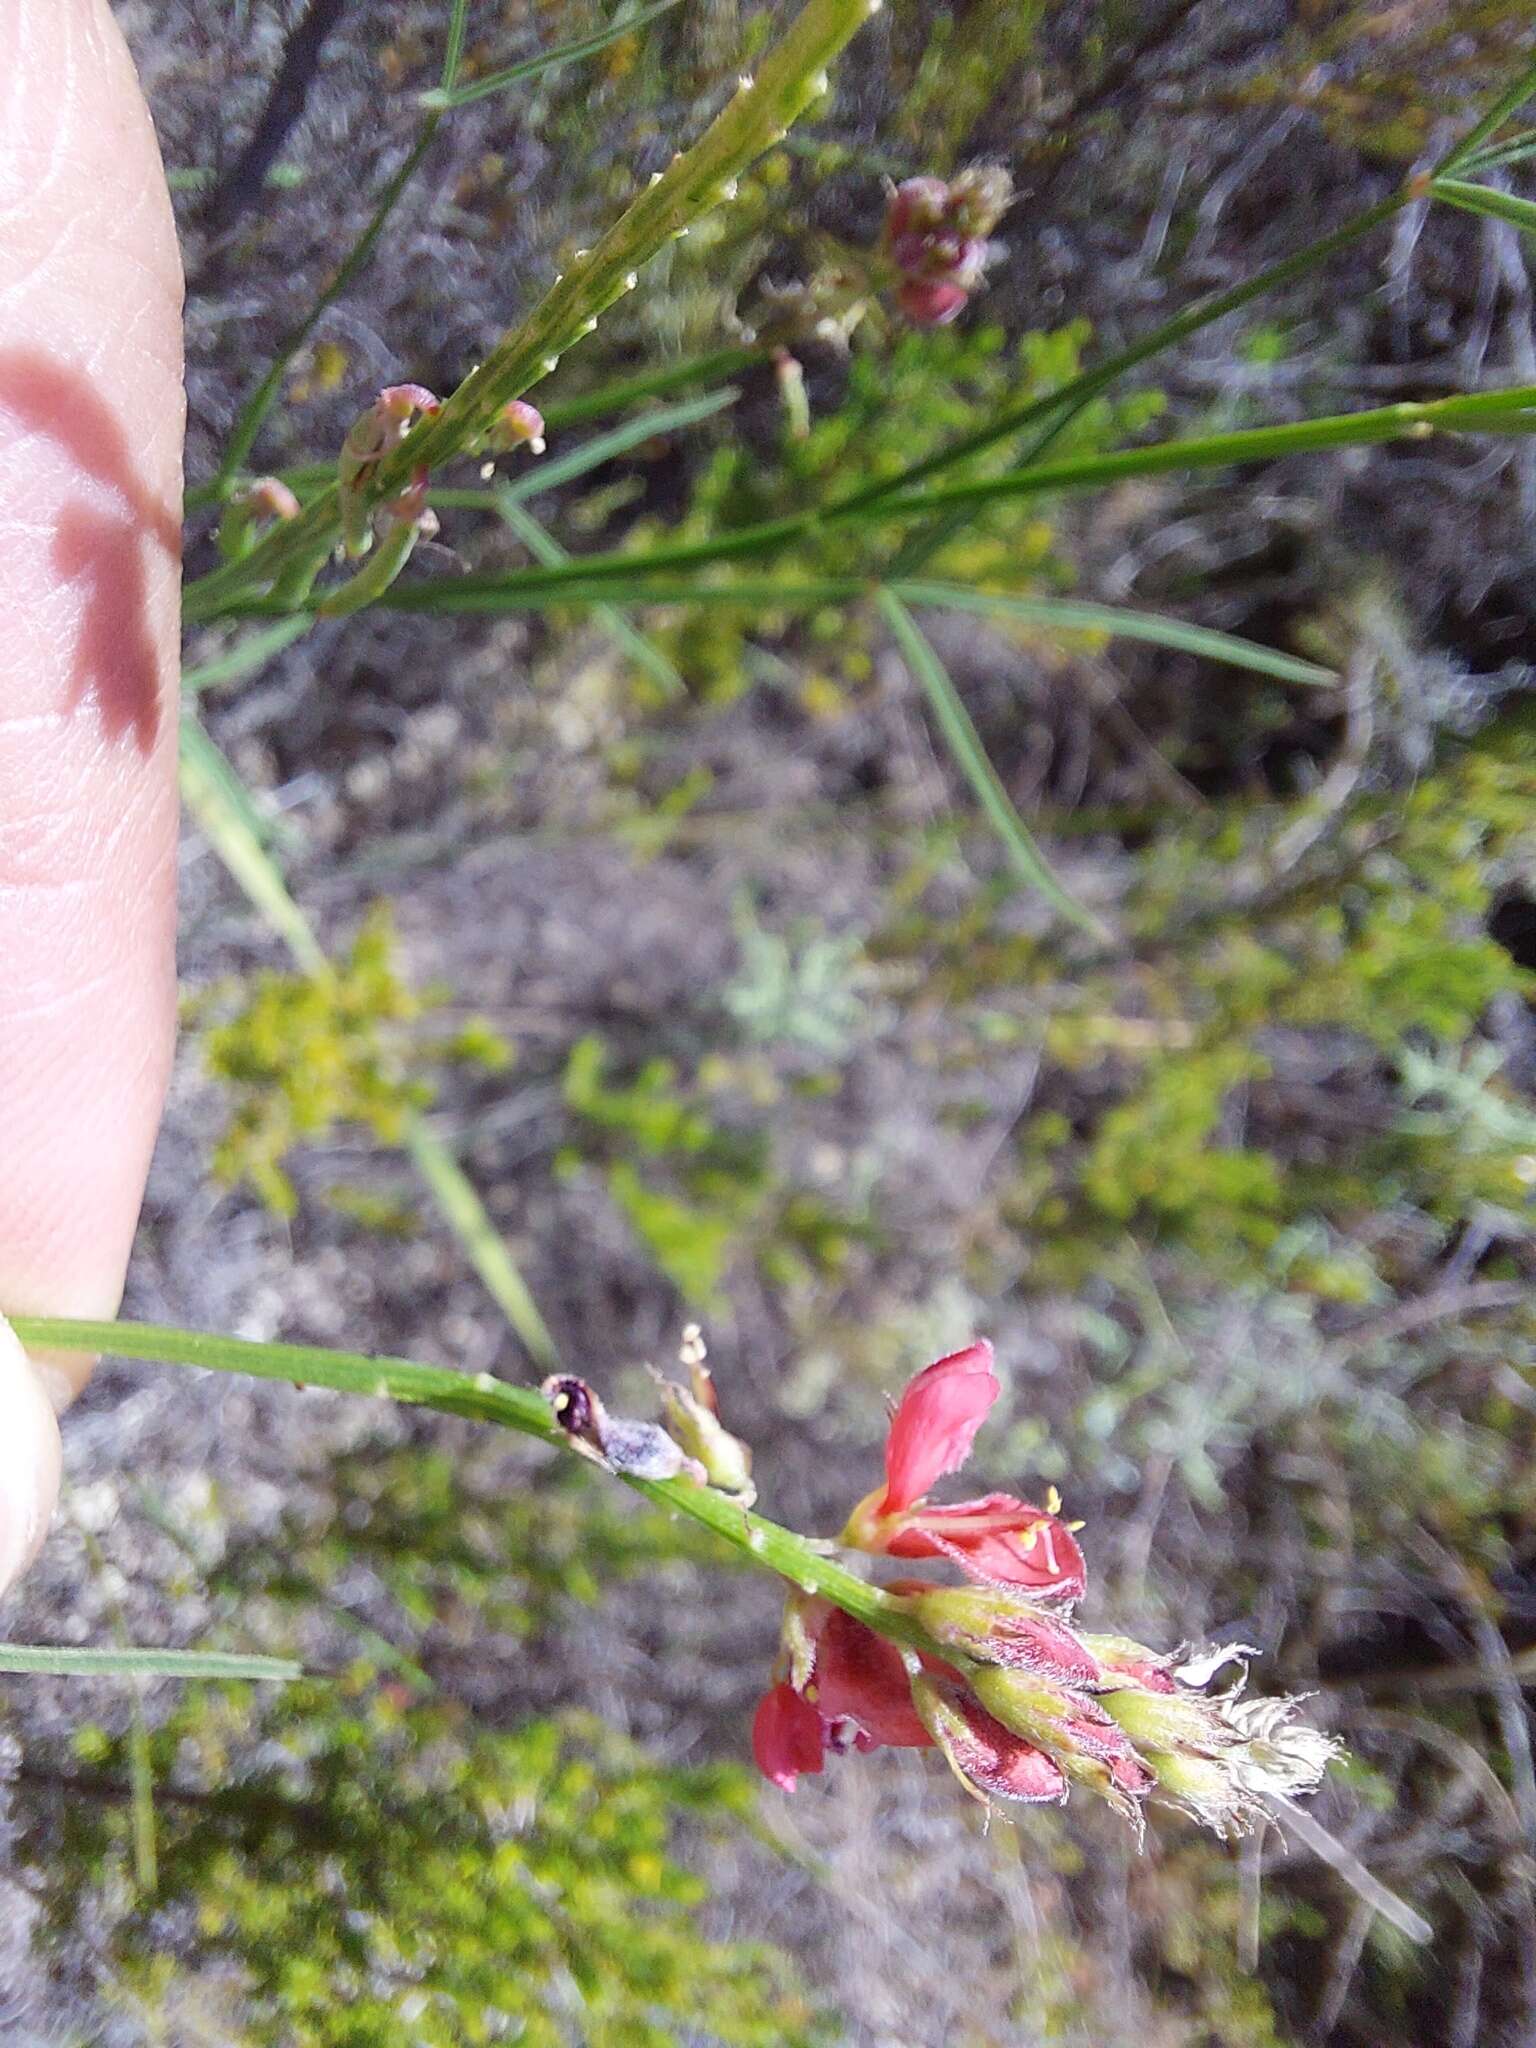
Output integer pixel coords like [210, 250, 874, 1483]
[21, 1443, 819, 2046]
[40, 1688, 825, 2048]
[631, 322, 1164, 698]
[885, 721, 1536, 1295]
[194, 906, 511, 1215]
[560, 1035, 874, 1303]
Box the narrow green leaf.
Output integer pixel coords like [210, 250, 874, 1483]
[182, 618, 313, 696]
[178, 714, 327, 974]
[497, 496, 685, 696]
[441, 0, 471, 93]
[876, 590, 1111, 942]
[541, 346, 762, 430]
[1462, 128, 1536, 174]
[865, 385, 1536, 523]
[373, 572, 863, 614]
[893, 582, 1337, 688]
[403, 1122, 563, 1372]
[1435, 52, 1536, 177]
[0, 1645, 302, 1681]
[420, 0, 685, 110]
[1431, 177, 1536, 238]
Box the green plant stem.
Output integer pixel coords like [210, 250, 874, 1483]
[1431, 177, 1536, 239]
[203, 383, 1536, 620]
[1435, 52, 1536, 177]
[183, 0, 878, 623]
[6, 1316, 914, 1646]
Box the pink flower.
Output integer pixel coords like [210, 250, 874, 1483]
[752, 1681, 825, 1791]
[880, 1341, 1000, 1515]
[751, 1601, 936, 1791]
[811, 1605, 934, 1750]
[843, 1343, 1087, 1601]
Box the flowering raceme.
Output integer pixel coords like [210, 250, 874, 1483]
[752, 1341, 1340, 1836]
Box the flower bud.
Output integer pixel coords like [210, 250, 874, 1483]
[651, 1332, 756, 1504]
[1078, 1633, 1178, 1693]
[969, 1666, 1154, 1821]
[896, 277, 969, 327]
[911, 1673, 1068, 1808]
[338, 383, 441, 556]
[469, 398, 547, 462]
[903, 1585, 1102, 1685]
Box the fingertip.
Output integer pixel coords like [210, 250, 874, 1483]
[0, 1315, 64, 1599]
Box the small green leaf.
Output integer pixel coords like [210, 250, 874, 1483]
[0, 1645, 302, 1681]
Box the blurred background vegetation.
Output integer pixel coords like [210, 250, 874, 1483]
[5, 0, 1536, 2042]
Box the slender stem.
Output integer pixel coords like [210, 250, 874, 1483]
[202, 383, 1536, 620]
[6, 1315, 911, 1642]
[183, 0, 879, 623]
[1434, 52, 1536, 178]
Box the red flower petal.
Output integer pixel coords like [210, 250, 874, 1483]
[752, 1681, 824, 1791]
[812, 1608, 932, 1750]
[879, 1342, 999, 1515]
[884, 1493, 1087, 1600]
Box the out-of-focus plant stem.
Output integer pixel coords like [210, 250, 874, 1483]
[184, 0, 881, 624]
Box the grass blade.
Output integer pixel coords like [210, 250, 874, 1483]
[1431, 177, 1536, 238]
[893, 581, 1337, 688]
[876, 590, 1110, 941]
[864, 385, 1536, 523]
[374, 572, 863, 615]
[179, 717, 561, 1367]
[179, 713, 326, 974]
[540, 346, 762, 430]
[403, 1121, 562, 1372]
[1462, 128, 1536, 174]
[497, 496, 685, 695]
[421, 0, 686, 111]
[0, 1645, 302, 1681]
[182, 618, 313, 696]
[440, 0, 471, 93]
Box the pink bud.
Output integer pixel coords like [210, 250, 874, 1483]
[896, 278, 970, 327]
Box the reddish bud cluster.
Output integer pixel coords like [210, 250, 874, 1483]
[753, 1341, 1340, 1835]
[883, 168, 1012, 327]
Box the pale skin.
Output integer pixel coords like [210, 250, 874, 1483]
[0, 0, 182, 1591]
